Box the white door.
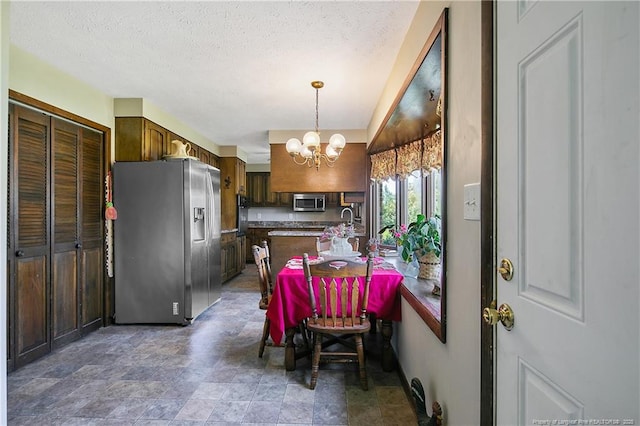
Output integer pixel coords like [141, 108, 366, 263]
[496, 1, 639, 424]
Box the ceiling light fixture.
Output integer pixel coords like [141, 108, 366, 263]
[285, 81, 346, 170]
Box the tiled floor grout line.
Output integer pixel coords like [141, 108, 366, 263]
[7, 270, 417, 425]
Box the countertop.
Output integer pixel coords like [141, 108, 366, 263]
[268, 229, 367, 237]
[248, 221, 336, 229]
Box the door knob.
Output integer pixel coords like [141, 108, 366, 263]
[15, 250, 24, 257]
[498, 258, 514, 281]
[482, 301, 514, 330]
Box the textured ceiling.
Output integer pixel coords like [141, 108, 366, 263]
[9, 1, 419, 164]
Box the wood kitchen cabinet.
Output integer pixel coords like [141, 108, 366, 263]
[219, 157, 246, 231]
[116, 117, 171, 161]
[246, 172, 267, 206]
[237, 234, 247, 270]
[116, 118, 219, 167]
[246, 228, 272, 263]
[270, 143, 368, 192]
[246, 172, 292, 207]
[221, 232, 243, 282]
[8, 103, 105, 371]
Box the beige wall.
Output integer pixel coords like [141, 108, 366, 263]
[369, 2, 482, 424]
[9, 47, 220, 160]
[9, 45, 116, 150]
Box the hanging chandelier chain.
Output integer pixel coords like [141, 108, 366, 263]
[315, 87, 319, 134]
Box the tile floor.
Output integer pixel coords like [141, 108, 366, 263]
[7, 270, 418, 425]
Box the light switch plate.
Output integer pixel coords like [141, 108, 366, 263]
[464, 183, 481, 221]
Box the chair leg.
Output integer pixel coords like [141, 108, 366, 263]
[310, 333, 322, 390]
[259, 316, 270, 358]
[299, 319, 312, 353]
[355, 334, 368, 390]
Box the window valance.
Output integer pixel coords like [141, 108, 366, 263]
[370, 150, 396, 182]
[422, 129, 442, 171]
[396, 141, 422, 179]
[370, 129, 443, 181]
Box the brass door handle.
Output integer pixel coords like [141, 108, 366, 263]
[482, 302, 514, 330]
[498, 258, 514, 281]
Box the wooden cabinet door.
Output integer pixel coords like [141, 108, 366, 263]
[264, 174, 279, 207]
[237, 235, 246, 271]
[143, 120, 169, 161]
[236, 159, 246, 195]
[80, 127, 104, 333]
[9, 105, 51, 368]
[51, 118, 81, 348]
[198, 148, 210, 165]
[246, 172, 265, 206]
[220, 244, 228, 282]
[278, 192, 292, 207]
[210, 154, 220, 169]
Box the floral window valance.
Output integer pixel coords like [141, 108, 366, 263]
[370, 129, 442, 181]
[396, 141, 422, 179]
[370, 150, 396, 182]
[422, 129, 442, 172]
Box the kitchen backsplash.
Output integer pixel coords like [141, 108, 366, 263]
[248, 206, 359, 224]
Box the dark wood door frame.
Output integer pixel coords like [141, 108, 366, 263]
[480, 1, 495, 425]
[8, 90, 114, 327]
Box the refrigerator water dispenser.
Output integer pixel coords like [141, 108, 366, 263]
[193, 207, 205, 241]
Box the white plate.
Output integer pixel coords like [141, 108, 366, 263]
[286, 264, 303, 269]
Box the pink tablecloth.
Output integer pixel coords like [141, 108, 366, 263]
[266, 257, 403, 345]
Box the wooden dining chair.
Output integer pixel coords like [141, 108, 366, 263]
[253, 241, 274, 358]
[302, 252, 375, 390]
[254, 241, 309, 358]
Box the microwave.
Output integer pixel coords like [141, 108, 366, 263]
[293, 194, 325, 212]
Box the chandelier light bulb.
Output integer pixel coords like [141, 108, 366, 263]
[325, 145, 339, 159]
[329, 133, 346, 150]
[300, 145, 313, 159]
[286, 138, 302, 155]
[302, 131, 320, 148]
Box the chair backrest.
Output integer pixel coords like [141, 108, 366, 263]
[316, 237, 360, 255]
[302, 252, 374, 327]
[252, 241, 273, 306]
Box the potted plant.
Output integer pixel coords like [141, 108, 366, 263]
[380, 214, 442, 281]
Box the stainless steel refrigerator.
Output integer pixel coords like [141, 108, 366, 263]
[113, 158, 221, 324]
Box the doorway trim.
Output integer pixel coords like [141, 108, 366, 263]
[480, 1, 495, 425]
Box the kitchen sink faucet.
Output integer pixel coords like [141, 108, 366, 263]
[340, 207, 354, 225]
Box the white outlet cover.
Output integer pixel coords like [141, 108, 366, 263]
[463, 183, 481, 221]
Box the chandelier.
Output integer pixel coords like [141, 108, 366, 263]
[285, 81, 346, 170]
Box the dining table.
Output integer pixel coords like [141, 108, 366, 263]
[266, 255, 404, 372]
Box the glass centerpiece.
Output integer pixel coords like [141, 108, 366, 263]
[321, 223, 356, 256]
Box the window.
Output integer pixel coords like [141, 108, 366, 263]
[406, 171, 423, 223]
[372, 168, 441, 248]
[377, 179, 397, 246]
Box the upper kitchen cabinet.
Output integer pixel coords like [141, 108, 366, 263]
[246, 172, 289, 207]
[220, 157, 246, 195]
[270, 143, 368, 192]
[219, 157, 246, 231]
[116, 117, 171, 161]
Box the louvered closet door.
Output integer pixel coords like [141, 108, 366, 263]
[80, 127, 104, 333]
[51, 117, 81, 347]
[10, 105, 51, 367]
